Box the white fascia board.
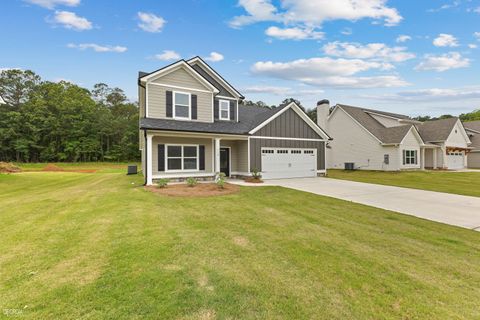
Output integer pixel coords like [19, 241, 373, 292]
[187, 57, 243, 99]
[141, 60, 219, 94]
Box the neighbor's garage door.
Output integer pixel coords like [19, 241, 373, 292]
[261, 148, 317, 179]
[447, 152, 465, 170]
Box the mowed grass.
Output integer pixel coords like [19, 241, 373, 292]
[328, 169, 480, 197]
[1, 169, 480, 319]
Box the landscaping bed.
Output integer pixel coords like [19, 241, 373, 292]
[146, 182, 240, 197]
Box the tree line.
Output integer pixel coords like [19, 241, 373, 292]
[0, 69, 139, 162]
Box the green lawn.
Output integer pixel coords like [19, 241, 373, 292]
[1, 168, 480, 319]
[328, 169, 480, 197]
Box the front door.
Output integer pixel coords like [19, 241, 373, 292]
[220, 147, 230, 177]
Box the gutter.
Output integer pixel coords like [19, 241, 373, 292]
[143, 129, 147, 186]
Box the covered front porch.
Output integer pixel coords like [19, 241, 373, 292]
[144, 130, 249, 185]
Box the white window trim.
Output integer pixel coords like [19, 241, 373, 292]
[219, 99, 230, 120]
[173, 91, 191, 120]
[403, 149, 418, 165]
[165, 144, 200, 172]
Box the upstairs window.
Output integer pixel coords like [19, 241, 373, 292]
[174, 92, 190, 119]
[219, 100, 230, 120]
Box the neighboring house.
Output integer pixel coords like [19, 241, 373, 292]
[464, 121, 480, 168]
[319, 101, 472, 171]
[138, 57, 330, 185]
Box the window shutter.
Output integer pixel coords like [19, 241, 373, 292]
[158, 144, 165, 171]
[199, 145, 205, 170]
[214, 99, 219, 120]
[229, 100, 235, 121]
[191, 94, 197, 120]
[166, 91, 173, 118]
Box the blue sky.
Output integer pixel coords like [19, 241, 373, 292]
[1, 0, 480, 116]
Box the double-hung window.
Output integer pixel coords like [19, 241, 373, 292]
[219, 100, 230, 120]
[174, 92, 190, 119]
[166, 145, 198, 171]
[403, 150, 417, 165]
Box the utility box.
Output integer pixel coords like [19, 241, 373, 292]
[127, 165, 138, 175]
[344, 162, 355, 170]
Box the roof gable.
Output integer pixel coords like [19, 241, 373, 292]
[187, 57, 244, 99]
[416, 117, 459, 142]
[464, 120, 480, 134]
[139, 60, 219, 93]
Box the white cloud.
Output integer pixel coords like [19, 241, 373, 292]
[415, 52, 470, 72]
[341, 28, 352, 35]
[25, 0, 80, 9]
[243, 85, 293, 95]
[365, 86, 480, 102]
[323, 41, 415, 62]
[475, 32, 480, 40]
[205, 52, 224, 62]
[251, 57, 408, 88]
[265, 26, 324, 40]
[230, 0, 402, 29]
[428, 1, 461, 13]
[67, 43, 127, 53]
[137, 12, 165, 33]
[468, 44, 478, 49]
[433, 33, 459, 47]
[154, 50, 181, 61]
[396, 34, 411, 43]
[51, 10, 92, 30]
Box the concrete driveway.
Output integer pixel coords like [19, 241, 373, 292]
[264, 177, 480, 231]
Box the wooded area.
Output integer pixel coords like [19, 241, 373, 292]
[0, 70, 139, 162]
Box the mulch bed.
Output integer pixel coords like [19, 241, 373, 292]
[244, 177, 264, 183]
[41, 164, 97, 173]
[0, 162, 22, 173]
[146, 183, 240, 197]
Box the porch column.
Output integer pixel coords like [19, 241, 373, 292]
[214, 138, 221, 173]
[433, 148, 437, 169]
[421, 148, 425, 170]
[146, 133, 153, 185]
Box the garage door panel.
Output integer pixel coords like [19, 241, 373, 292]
[261, 148, 317, 179]
[447, 152, 464, 170]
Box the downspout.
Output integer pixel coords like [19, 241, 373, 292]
[144, 129, 147, 186]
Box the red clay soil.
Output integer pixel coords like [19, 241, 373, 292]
[0, 162, 22, 173]
[146, 183, 240, 197]
[42, 163, 97, 173]
[244, 177, 264, 183]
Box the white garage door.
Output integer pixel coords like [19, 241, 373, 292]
[261, 148, 317, 179]
[447, 152, 465, 170]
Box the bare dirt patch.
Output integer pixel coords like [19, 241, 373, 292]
[233, 236, 249, 247]
[42, 163, 97, 173]
[0, 162, 21, 173]
[146, 183, 239, 197]
[244, 177, 264, 183]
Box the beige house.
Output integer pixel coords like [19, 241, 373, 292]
[138, 57, 330, 185]
[318, 101, 472, 171]
[464, 121, 480, 168]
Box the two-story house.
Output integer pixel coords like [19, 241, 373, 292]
[138, 57, 330, 185]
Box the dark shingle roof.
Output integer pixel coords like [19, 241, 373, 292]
[140, 104, 288, 135]
[464, 121, 480, 149]
[415, 117, 458, 142]
[464, 120, 480, 133]
[338, 104, 413, 143]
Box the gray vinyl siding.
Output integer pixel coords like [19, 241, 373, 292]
[152, 136, 214, 176]
[249, 138, 325, 171]
[468, 152, 480, 168]
[254, 108, 322, 139]
[190, 63, 234, 98]
[147, 84, 213, 122]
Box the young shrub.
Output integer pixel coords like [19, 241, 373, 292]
[216, 172, 226, 189]
[157, 178, 169, 188]
[186, 177, 198, 187]
[251, 168, 262, 180]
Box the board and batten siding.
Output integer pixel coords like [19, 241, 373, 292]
[190, 63, 234, 98]
[327, 107, 400, 171]
[254, 108, 322, 139]
[147, 84, 213, 122]
[249, 139, 326, 172]
[152, 136, 214, 176]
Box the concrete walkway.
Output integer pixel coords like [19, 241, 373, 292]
[231, 178, 480, 231]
